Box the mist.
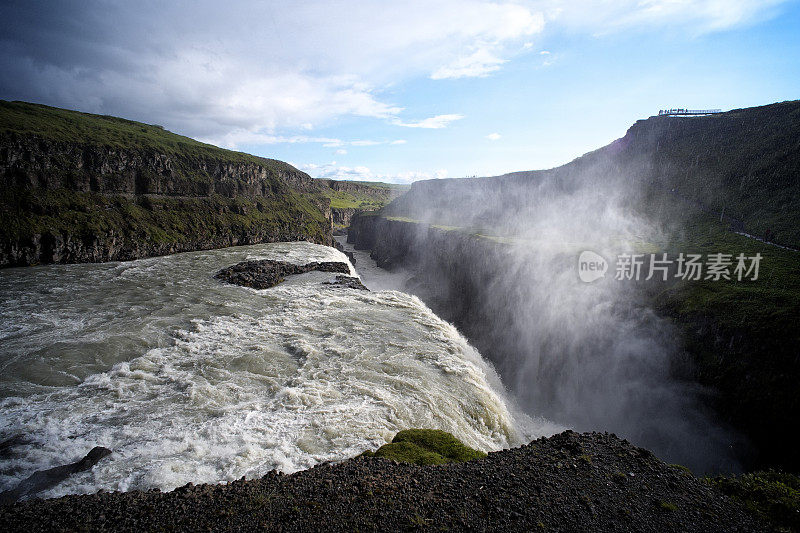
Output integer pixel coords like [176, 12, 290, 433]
[373, 145, 744, 473]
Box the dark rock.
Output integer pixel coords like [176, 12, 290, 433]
[0, 446, 112, 504]
[322, 275, 368, 291]
[333, 239, 356, 265]
[0, 435, 27, 459]
[215, 259, 351, 289]
[331, 208, 359, 229]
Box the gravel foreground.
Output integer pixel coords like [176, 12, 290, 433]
[0, 431, 766, 532]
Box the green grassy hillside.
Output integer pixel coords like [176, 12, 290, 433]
[317, 180, 409, 210]
[0, 101, 331, 265]
[0, 100, 295, 174]
[648, 211, 800, 470]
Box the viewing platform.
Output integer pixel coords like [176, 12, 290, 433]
[657, 108, 722, 116]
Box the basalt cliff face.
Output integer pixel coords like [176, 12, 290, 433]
[331, 207, 359, 228]
[1, 132, 321, 198]
[0, 101, 332, 267]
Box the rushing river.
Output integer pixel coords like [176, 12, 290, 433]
[0, 241, 550, 499]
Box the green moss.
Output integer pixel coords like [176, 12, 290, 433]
[658, 501, 678, 512]
[316, 181, 408, 211]
[706, 471, 800, 531]
[325, 189, 384, 210]
[366, 429, 487, 466]
[669, 464, 693, 476]
[0, 187, 330, 253]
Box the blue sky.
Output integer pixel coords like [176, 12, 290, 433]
[1, 1, 799, 183]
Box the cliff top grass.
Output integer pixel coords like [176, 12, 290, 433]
[0, 187, 329, 250]
[0, 100, 300, 175]
[361, 429, 487, 465]
[322, 188, 390, 210]
[318, 179, 410, 191]
[653, 212, 800, 340]
[317, 181, 409, 210]
[706, 471, 800, 531]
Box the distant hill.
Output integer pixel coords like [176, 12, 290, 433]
[0, 101, 334, 266]
[389, 100, 800, 248]
[317, 178, 409, 228]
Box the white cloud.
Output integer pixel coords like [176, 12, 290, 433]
[202, 132, 343, 150]
[393, 114, 465, 129]
[543, 0, 787, 34]
[429, 6, 544, 80]
[204, 134, 408, 149]
[335, 149, 347, 155]
[538, 49, 556, 67]
[486, 132, 501, 141]
[431, 47, 508, 80]
[1, 0, 551, 148]
[350, 140, 382, 146]
[1, 0, 788, 152]
[300, 162, 448, 184]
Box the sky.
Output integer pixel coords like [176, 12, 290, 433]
[1, 0, 798, 183]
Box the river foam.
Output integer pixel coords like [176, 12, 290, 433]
[0, 242, 553, 499]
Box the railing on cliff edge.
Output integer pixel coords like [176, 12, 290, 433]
[657, 108, 722, 116]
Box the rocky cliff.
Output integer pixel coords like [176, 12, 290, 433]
[1, 131, 321, 198]
[319, 178, 402, 199]
[331, 207, 359, 228]
[317, 178, 407, 229]
[387, 100, 800, 248]
[0, 101, 332, 267]
[347, 103, 800, 472]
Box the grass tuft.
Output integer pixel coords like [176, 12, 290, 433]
[366, 429, 487, 466]
[707, 471, 800, 531]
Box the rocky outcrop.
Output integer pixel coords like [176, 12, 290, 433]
[319, 179, 401, 200]
[0, 133, 321, 198]
[0, 446, 111, 504]
[333, 239, 356, 265]
[347, 213, 503, 271]
[331, 207, 358, 228]
[0, 432, 767, 531]
[323, 275, 368, 290]
[2, 220, 326, 268]
[215, 259, 351, 289]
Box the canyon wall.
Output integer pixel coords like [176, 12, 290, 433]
[0, 103, 333, 267]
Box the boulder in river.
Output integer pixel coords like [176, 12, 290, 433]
[0, 446, 112, 504]
[215, 259, 351, 289]
[323, 275, 369, 291]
